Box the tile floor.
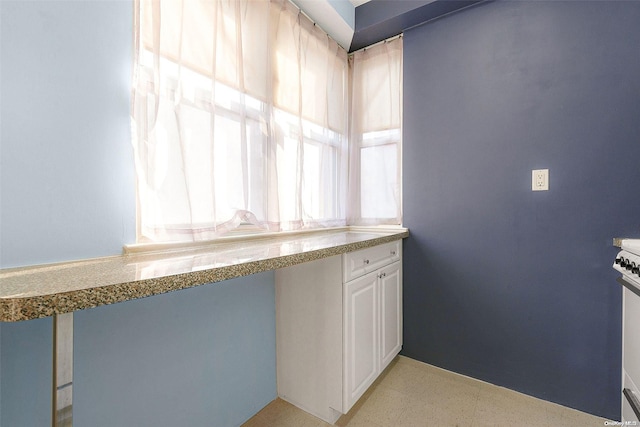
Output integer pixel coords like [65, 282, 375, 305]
[242, 356, 611, 427]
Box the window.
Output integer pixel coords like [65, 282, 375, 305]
[134, 51, 271, 240]
[348, 38, 403, 225]
[360, 128, 401, 219]
[132, 0, 348, 242]
[131, 0, 400, 243]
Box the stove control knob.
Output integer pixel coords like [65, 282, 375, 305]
[633, 266, 640, 274]
[620, 259, 628, 268]
[616, 257, 622, 265]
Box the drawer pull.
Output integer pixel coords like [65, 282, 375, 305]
[379, 272, 386, 278]
[390, 250, 396, 255]
[364, 259, 370, 265]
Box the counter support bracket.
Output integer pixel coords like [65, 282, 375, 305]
[53, 312, 73, 427]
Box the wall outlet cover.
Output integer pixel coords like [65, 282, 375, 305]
[532, 169, 549, 191]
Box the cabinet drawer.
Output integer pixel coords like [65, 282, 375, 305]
[343, 241, 401, 282]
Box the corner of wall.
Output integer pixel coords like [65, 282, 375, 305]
[290, 0, 354, 50]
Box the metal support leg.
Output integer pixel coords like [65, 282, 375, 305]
[53, 313, 73, 427]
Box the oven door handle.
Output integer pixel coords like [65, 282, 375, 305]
[617, 277, 640, 298]
[624, 388, 640, 420]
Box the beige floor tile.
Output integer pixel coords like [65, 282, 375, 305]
[377, 357, 431, 396]
[475, 383, 561, 426]
[472, 396, 550, 427]
[242, 356, 611, 427]
[240, 412, 268, 427]
[399, 376, 477, 425]
[557, 409, 609, 426]
[472, 384, 609, 427]
[253, 398, 330, 427]
[555, 406, 610, 426]
[399, 392, 477, 427]
[353, 385, 412, 425]
[338, 405, 386, 427]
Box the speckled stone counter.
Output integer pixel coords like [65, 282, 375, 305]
[0, 229, 408, 322]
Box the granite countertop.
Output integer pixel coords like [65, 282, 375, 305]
[0, 228, 409, 322]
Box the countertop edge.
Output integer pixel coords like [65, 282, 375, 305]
[1, 230, 409, 322]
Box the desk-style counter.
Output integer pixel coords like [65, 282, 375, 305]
[1, 229, 408, 322]
[0, 228, 409, 427]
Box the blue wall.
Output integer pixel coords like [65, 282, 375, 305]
[403, 0, 640, 420]
[1, 277, 276, 427]
[1, 318, 52, 426]
[0, 0, 135, 268]
[0, 1, 276, 426]
[350, 0, 481, 52]
[73, 272, 275, 427]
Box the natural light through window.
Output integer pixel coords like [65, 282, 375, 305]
[131, 0, 401, 243]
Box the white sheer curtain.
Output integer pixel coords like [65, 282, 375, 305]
[348, 37, 403, 226]
[131, 0, 348, 242]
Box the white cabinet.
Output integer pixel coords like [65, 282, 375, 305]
[343, 270, 378, 411]
[343, 239, 400, 282]
[379, 262, 402, 370]
[275, 241, 402, 424]
[343, 259, 402, 412]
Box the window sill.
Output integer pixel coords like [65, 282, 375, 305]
[125, 226, 405, 255]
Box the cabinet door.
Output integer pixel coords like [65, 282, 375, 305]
[343, 271, 378, 412]
[379, 261, 402, 371]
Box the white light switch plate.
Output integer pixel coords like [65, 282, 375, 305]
[532, 169, 549, 191]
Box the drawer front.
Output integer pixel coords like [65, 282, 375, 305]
[343, 240, 401, 282]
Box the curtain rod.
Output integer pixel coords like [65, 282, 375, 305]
[349, 33, 403, 55]
[286, 0, 348, 51]
[285, 0, 402, 54]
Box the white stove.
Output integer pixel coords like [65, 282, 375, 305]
[615, 239, 640, 290]
[614, 239, 640, 423]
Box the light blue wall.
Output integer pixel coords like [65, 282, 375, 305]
[1, 276, 276, 427]
[0, 1, 276, 426]
[0, 0, 136, 268]
[73, 272, 276, 427]
[0, 318, 52, 427]
[327, 0, 355, 29]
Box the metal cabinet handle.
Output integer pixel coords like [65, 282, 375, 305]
[364, 259, 370, 265]
[390, 250, 396, 255]
[624, 388, 640, 420]
[379, 272, 386, 278]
